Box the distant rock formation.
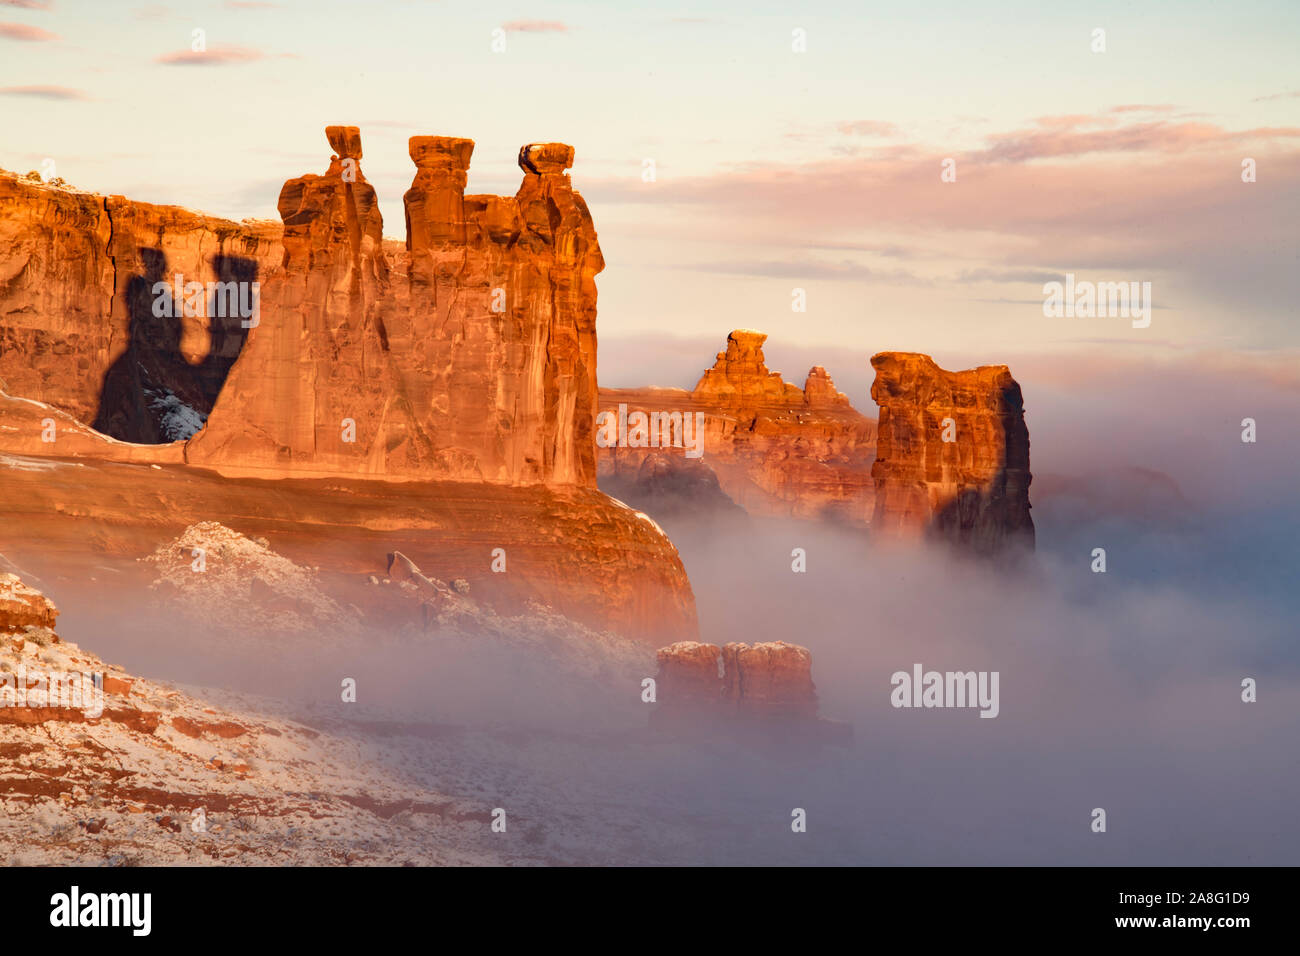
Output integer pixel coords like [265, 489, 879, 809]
[651, 639, 849, 742]
[599, 451, 747, 530]
[598, 330, 877, 525]
[869, 352, 1034, 553]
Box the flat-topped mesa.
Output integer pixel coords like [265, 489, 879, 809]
[650, 640, 850, 742]
[692, 330, 804, 407]
[869, 352, 1034, 555]
[187, 127, 603, 487]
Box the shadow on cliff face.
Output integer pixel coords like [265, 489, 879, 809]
[930, 378, 1035, 556]
[93, 248, 257, 443]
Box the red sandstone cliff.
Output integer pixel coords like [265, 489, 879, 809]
[0, 129, 697, 644]
[0, 169, 282, 443]
[598, 330, 877, 524]
[869, 352, 1034, 553]
[186, 130, 602, 485]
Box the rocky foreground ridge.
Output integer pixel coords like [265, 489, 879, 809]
[0, 573, 527, 865]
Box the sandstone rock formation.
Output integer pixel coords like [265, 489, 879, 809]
[0, 169, 282, 442]
[598, 451, 746, 530]
[869, 352, 1034, 553]
[0, 128, 697, 645]
[187, 129, 603, 486]
[651, 639, 848, 741]
[598, 330, 877, 525]
[0, 572, 58, 633]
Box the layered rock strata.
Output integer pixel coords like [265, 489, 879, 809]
[0, 128, 697, 643]
[0, 169, 282, 442]
[651, 640, 848, 741]
[598, 330, 877, 524]
[869, 352, 1034, 553]
[187, 130, 603, 485]
[0, 574, 525, 866]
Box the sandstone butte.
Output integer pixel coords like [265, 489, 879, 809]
[596, 330, 1034, 551]
[870, 352, 1034, 554]
[598, 330, 879, 525]
[0, 128, 695, 643]
[650, 639, 850, 743]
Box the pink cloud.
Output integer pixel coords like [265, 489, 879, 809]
[0, 1, 53, 9]
[156, 44, 286, 65]
[0, 20, 56, 39]
[1109, 104, 1177, 113]
[0, 84, 87, 99]
[979, 119, 1300, 163]
[583, 110, 1300, 321]
[838, 120, 898, 137]
[502, 20, 568, 33]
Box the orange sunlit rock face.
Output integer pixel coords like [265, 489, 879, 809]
[0, 169, 282, 442]
[598, 330, 878, 525]
[0, 129, 697, 645]
[188, 129, 603, 485]
[0, 573, 58, 633]
[869, 352, 1034, 554]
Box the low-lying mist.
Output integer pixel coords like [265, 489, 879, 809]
[41, 349, 1300, 864]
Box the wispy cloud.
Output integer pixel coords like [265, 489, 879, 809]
[0, 21, 56, 40]
[0, 84, 87, 100]
[156, 44, 288, 65]
[0, 1, 53, 9]
[225, 1, 278, 9]
[587, 109, 1300, 322]
[501, 19, 568, 33]
[979, 117, 1300, 163]
[838, 120, 898, 137]
[1109, 104, 1176, 114]
[1253, 90, 1300, 102]
[680, 258, 927, 284]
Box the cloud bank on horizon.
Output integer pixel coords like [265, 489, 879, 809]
[1, 0, 1296, 360]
